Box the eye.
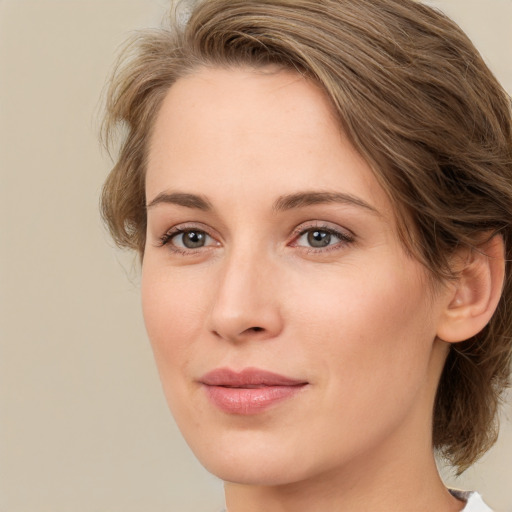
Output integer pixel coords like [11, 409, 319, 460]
[174, 230, 210, 249]
[302, 229, 333, 248]
[160, 227, 218, 252]
[293, 226, 354, 251]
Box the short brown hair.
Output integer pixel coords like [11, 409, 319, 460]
[101, 0, 512, 472]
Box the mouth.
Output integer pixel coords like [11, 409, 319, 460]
[199, 367, 308, 415]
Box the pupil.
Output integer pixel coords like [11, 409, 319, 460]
[183, 231, 205, 248]
[308, 230, 331, 247]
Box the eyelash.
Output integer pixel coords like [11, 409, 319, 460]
[157, 223, 355, 255]
[158, 224, 218, 255]
[291, 223, 355, 253]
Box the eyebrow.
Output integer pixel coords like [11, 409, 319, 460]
[146, 190, 379, 215]
[146, 192, 213, 211]
[272, 191, 380, 215]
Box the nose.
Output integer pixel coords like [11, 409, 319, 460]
[208, 248, 284, 343]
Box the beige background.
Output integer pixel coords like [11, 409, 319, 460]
[0, 1, 511, 511]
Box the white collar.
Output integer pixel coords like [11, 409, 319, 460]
[450, 489, 493, 512]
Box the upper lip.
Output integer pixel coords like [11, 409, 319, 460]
[200, 367, 308, 388]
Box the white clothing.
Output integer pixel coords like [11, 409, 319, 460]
[451, 490, 493, 512]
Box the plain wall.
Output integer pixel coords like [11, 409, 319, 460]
[0, 1, 511, 511]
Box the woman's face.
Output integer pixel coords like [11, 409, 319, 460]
[142, 67, 450, 485]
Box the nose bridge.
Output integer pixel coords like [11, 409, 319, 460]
[209, 239, 282, 341]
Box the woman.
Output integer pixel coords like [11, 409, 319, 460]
[100, 0, 512, 510]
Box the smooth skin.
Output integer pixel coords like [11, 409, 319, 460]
[142, 67, 504, 512]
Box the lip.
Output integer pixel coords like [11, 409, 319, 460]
[199, 367, 308, 415]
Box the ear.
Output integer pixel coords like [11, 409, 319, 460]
[436, 234, 505, 343]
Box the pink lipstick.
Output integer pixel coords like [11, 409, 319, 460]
[200, 368, 308, 415]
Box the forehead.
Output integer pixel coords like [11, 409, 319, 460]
[146, 66, 394, 220]
[148, 66, 339, 169]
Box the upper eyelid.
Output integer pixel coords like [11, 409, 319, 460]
[291, 220, 355, 238]
[163, 222, 218, 238]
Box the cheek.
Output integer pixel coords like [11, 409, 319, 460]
[289, 259, 434, 384]
[141, 261, 207, 369]
[140, 261, 215, 427]
[284, 262, 436, 459]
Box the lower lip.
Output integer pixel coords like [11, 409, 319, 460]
[203, 384, 306, 415]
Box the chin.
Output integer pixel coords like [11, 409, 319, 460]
[203, 455, 310, 486]
[184, 428, 316, 486]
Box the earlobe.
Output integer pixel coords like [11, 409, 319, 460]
[436, 235, 505, 343]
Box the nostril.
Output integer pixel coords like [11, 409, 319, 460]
[250, 327, 264, 332]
